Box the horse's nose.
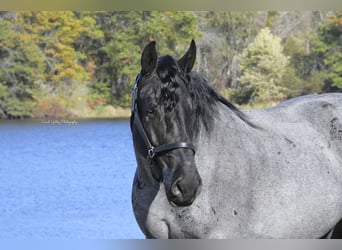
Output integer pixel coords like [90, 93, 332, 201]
[170, 178, 201, 207]
[171, 178, 183, 198]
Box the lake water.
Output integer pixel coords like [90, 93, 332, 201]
[0, 119, 144, 239]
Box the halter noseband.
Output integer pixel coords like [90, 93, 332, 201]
[131, 73, 196, 159]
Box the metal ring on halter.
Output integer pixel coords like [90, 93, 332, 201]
[148, 147, 156, 159]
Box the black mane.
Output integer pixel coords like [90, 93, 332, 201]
[155, 56, 256, 137]
[186, 71, 256, 135]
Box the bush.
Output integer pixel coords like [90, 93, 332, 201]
[32, 97, 70, 118]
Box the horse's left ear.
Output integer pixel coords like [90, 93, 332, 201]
[178, 40, 196, 73]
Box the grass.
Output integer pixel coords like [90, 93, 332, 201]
[7, 94, 280, 120]
[70, 101, 278, 119]
[70, 104, 131, 119]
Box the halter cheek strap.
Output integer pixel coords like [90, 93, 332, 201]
[131, 73, 196, 160]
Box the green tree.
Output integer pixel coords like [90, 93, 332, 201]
[0, 14, 44, 118]
[311, 11, 342, 90]
[238, 27, 289, 104]
[281, 35, 324, 98]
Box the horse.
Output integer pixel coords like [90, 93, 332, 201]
[130, 40, 342, 238]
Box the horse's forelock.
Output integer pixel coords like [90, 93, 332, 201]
[157, 55, 186, 85]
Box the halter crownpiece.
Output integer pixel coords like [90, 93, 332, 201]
[131, 73, 196, 159]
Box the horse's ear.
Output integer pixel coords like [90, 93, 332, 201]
[178, 40, 196, 73]
[141, 41, 157, 75]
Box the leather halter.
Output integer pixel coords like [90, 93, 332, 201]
[131, 73, 196, 159]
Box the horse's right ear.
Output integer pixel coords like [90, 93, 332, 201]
[178, 40, 196, 73]
[141, 41, 157, 75]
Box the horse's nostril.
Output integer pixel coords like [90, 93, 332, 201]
[171, 179, 183, 198]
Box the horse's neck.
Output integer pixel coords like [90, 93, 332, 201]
[195, 102, 257, 178]
[197, 102, 251, 146]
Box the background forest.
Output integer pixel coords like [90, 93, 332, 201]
[0, 11, 341, 119]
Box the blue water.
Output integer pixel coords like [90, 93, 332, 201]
[0, 119, 144, 239]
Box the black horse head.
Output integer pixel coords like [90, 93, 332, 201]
[131, 40, 202, 207]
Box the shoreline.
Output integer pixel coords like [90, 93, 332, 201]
[0, 106, 131, 121]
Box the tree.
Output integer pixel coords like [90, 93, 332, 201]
[198, 11, 259, 89]
[17, 11, 103, 83]
[311, 11, 342, 90]
[0, 14, 44, 118]
[238, 27, 289, 104]
[16, 11, 104, 116]
[94, 11, 201, 107]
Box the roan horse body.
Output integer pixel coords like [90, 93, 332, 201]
[131, 40, 342, 238]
